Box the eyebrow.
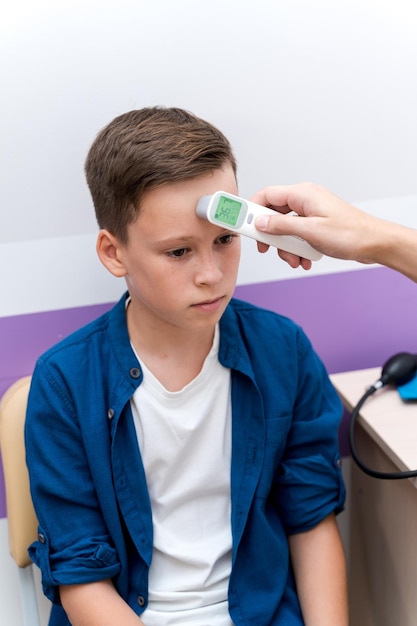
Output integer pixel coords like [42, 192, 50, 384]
[153, 235, 197, 247]
[153, 226, 231, 248]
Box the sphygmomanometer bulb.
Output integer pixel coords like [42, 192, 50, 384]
[378, 352, 417, 388]
[350, 351, 417, 479]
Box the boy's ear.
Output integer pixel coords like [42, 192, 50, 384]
[96, 230, 128, 277]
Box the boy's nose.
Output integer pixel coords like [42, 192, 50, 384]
[195, 255, 223, 286]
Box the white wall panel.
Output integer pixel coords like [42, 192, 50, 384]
[1, 0, 416, 244]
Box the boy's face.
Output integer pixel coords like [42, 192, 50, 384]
[99, 166, 240, 336]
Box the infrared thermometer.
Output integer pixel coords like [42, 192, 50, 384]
[196, 191, 323, 261]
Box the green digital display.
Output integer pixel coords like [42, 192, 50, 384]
[214, 195, 242, 226]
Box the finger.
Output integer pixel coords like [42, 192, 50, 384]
[257, 241, 270, 253]
[277, 249, 302, 268]
[300, 257, 313, 271]
[278, 250, 313, 270]
[250, 188, 293, 213]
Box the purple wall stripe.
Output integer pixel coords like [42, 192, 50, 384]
[237, 266, 417, 373]
[1, 266, 416, 517]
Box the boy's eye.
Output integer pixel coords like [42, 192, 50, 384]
[218, 233, 236, 245]
[168, 248, 188, 258]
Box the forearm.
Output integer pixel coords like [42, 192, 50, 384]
[364, 218, 417, 283]
[288, 514, 348, 626]
[59, 579, 145, 626]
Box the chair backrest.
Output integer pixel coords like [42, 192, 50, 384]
[0, 376, 38, 568]
[0, 376, 44, 626]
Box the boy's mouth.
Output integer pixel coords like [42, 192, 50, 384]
[192, 296, 225, 312]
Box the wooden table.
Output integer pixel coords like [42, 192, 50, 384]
[331, 368, 417, 626]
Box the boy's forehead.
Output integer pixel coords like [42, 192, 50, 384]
[129, 168, 238, 241]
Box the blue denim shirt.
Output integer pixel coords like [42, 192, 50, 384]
[25, 294, 345, 625]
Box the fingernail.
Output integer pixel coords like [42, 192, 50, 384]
[256, 215, 270, 230]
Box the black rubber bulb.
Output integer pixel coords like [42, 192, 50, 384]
[380, 352, 417, 387]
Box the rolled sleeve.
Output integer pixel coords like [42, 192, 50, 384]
[277, 452, 345, 534]
[29, 528, 121, 602]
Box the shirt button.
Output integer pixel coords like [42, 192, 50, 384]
[137, 595, 146, 607]
[337, 458, 342, 469]
[107, 408, 115, 419]
[38, 533, 46, 543]
[130, 367, 141, 379]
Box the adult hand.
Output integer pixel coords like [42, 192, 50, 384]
[251, 183, 372, 268]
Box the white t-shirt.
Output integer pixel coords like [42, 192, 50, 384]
[130, 326, 234, 625]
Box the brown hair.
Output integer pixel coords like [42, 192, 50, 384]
[85, 107, 237, 242]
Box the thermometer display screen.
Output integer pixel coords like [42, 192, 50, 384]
[214, 195, 243, 226]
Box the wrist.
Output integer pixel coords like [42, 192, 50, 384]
[357, 217, 393, 266]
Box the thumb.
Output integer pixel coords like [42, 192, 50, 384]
[255, 213, 300, 236]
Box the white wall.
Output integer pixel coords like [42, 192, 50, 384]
[1, 0, 416, 247]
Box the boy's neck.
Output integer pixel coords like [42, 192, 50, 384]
[126, 300, 216, 392]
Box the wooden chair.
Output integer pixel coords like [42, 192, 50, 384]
[0, 376, 42, 626]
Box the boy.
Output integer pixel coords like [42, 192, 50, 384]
[25, 107, 348, 625]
